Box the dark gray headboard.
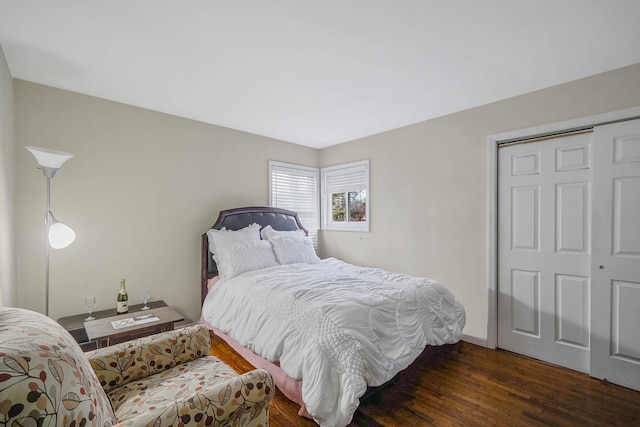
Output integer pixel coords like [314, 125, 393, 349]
[200, 206, 308, 303]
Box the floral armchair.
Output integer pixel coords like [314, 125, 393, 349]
[0, 307, 274, 426]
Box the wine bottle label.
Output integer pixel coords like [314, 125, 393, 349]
[117, 301, 128, 313]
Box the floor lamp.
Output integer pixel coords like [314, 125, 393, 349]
[26, 146, 75, 317]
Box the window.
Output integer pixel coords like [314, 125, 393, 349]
[321, 160, 369, 232]
[269, 159, 369, 237]
[269, 161, 319, 246]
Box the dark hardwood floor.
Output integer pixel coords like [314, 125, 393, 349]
[210, 333, 640, 426]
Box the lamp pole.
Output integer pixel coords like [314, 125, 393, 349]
[26, 146, 75, 317]
[45, 176, 51, 317]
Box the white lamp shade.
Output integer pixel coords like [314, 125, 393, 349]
[49, 222, 76, 249]
[26, 146, 74, 169]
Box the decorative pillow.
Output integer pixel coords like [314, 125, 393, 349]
[207, 223, 261, 266]
[270, 234, 320, 265]
[260, 224, 305, 241]
[217, 240, 279, 279]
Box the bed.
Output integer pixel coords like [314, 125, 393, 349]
[200, 206, 465, 427]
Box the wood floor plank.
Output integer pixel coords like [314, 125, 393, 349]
[209, 333, 640, 426]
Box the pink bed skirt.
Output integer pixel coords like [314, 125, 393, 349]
[200, 316, 313, 419]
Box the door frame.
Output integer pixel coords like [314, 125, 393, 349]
[486, 106, 640, 349]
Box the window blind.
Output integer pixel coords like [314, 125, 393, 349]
[269, 161, 319, 246]
[322, 163, 368, 194]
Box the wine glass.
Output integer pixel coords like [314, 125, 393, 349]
[84, 296, 96, 321]
[140, 288, 151, 310]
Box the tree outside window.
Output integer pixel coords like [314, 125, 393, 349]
[331, 190, 366, 223]
[348, 190, 366, 222]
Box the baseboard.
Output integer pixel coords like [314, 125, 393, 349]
[461, 334, 488, 348]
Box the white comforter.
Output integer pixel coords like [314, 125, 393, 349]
[201, 258, 465, 427]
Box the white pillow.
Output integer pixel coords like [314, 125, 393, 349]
[260, 224, 305, 241]
[207, 223, 261, 267]
[270, 234, 320, 265]
[217, 240, 278, 279]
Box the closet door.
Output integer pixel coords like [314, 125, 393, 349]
[498, 132, 593, 373]
[590, 119, 640, 392]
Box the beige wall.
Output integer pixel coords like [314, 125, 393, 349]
[319, 63, 640, 341]
[14, 80, 318, 322]
[0, 44, 16, 307]
[13, 63, 640, 342]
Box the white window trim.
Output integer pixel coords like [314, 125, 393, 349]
[321, 159, 370, 232]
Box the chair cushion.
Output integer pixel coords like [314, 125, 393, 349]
[0, 307, 117, 426]
[108, 356, 273, 426]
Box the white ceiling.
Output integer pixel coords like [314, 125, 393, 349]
[1, 1, 639, 148]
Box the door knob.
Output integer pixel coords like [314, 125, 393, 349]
[599, 265, 605, 269]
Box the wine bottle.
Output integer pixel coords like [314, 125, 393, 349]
[116, 279, 128, 314]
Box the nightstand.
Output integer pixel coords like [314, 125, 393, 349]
[57, 300, 181, 351]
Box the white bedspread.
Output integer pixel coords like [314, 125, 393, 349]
[201, 258, 465, 427]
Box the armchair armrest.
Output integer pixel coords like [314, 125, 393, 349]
[87, 323, 211, 393]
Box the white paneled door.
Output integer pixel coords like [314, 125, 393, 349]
[498, 119, 640, 392]
[498, 132, 593, 373]
[590, 120, 640, 391]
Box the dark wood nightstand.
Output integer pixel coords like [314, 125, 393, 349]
[57, 300, 178, 351]
[84, 305, 184, 349]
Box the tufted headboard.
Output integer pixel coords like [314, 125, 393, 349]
[200, 206, 308, 303]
